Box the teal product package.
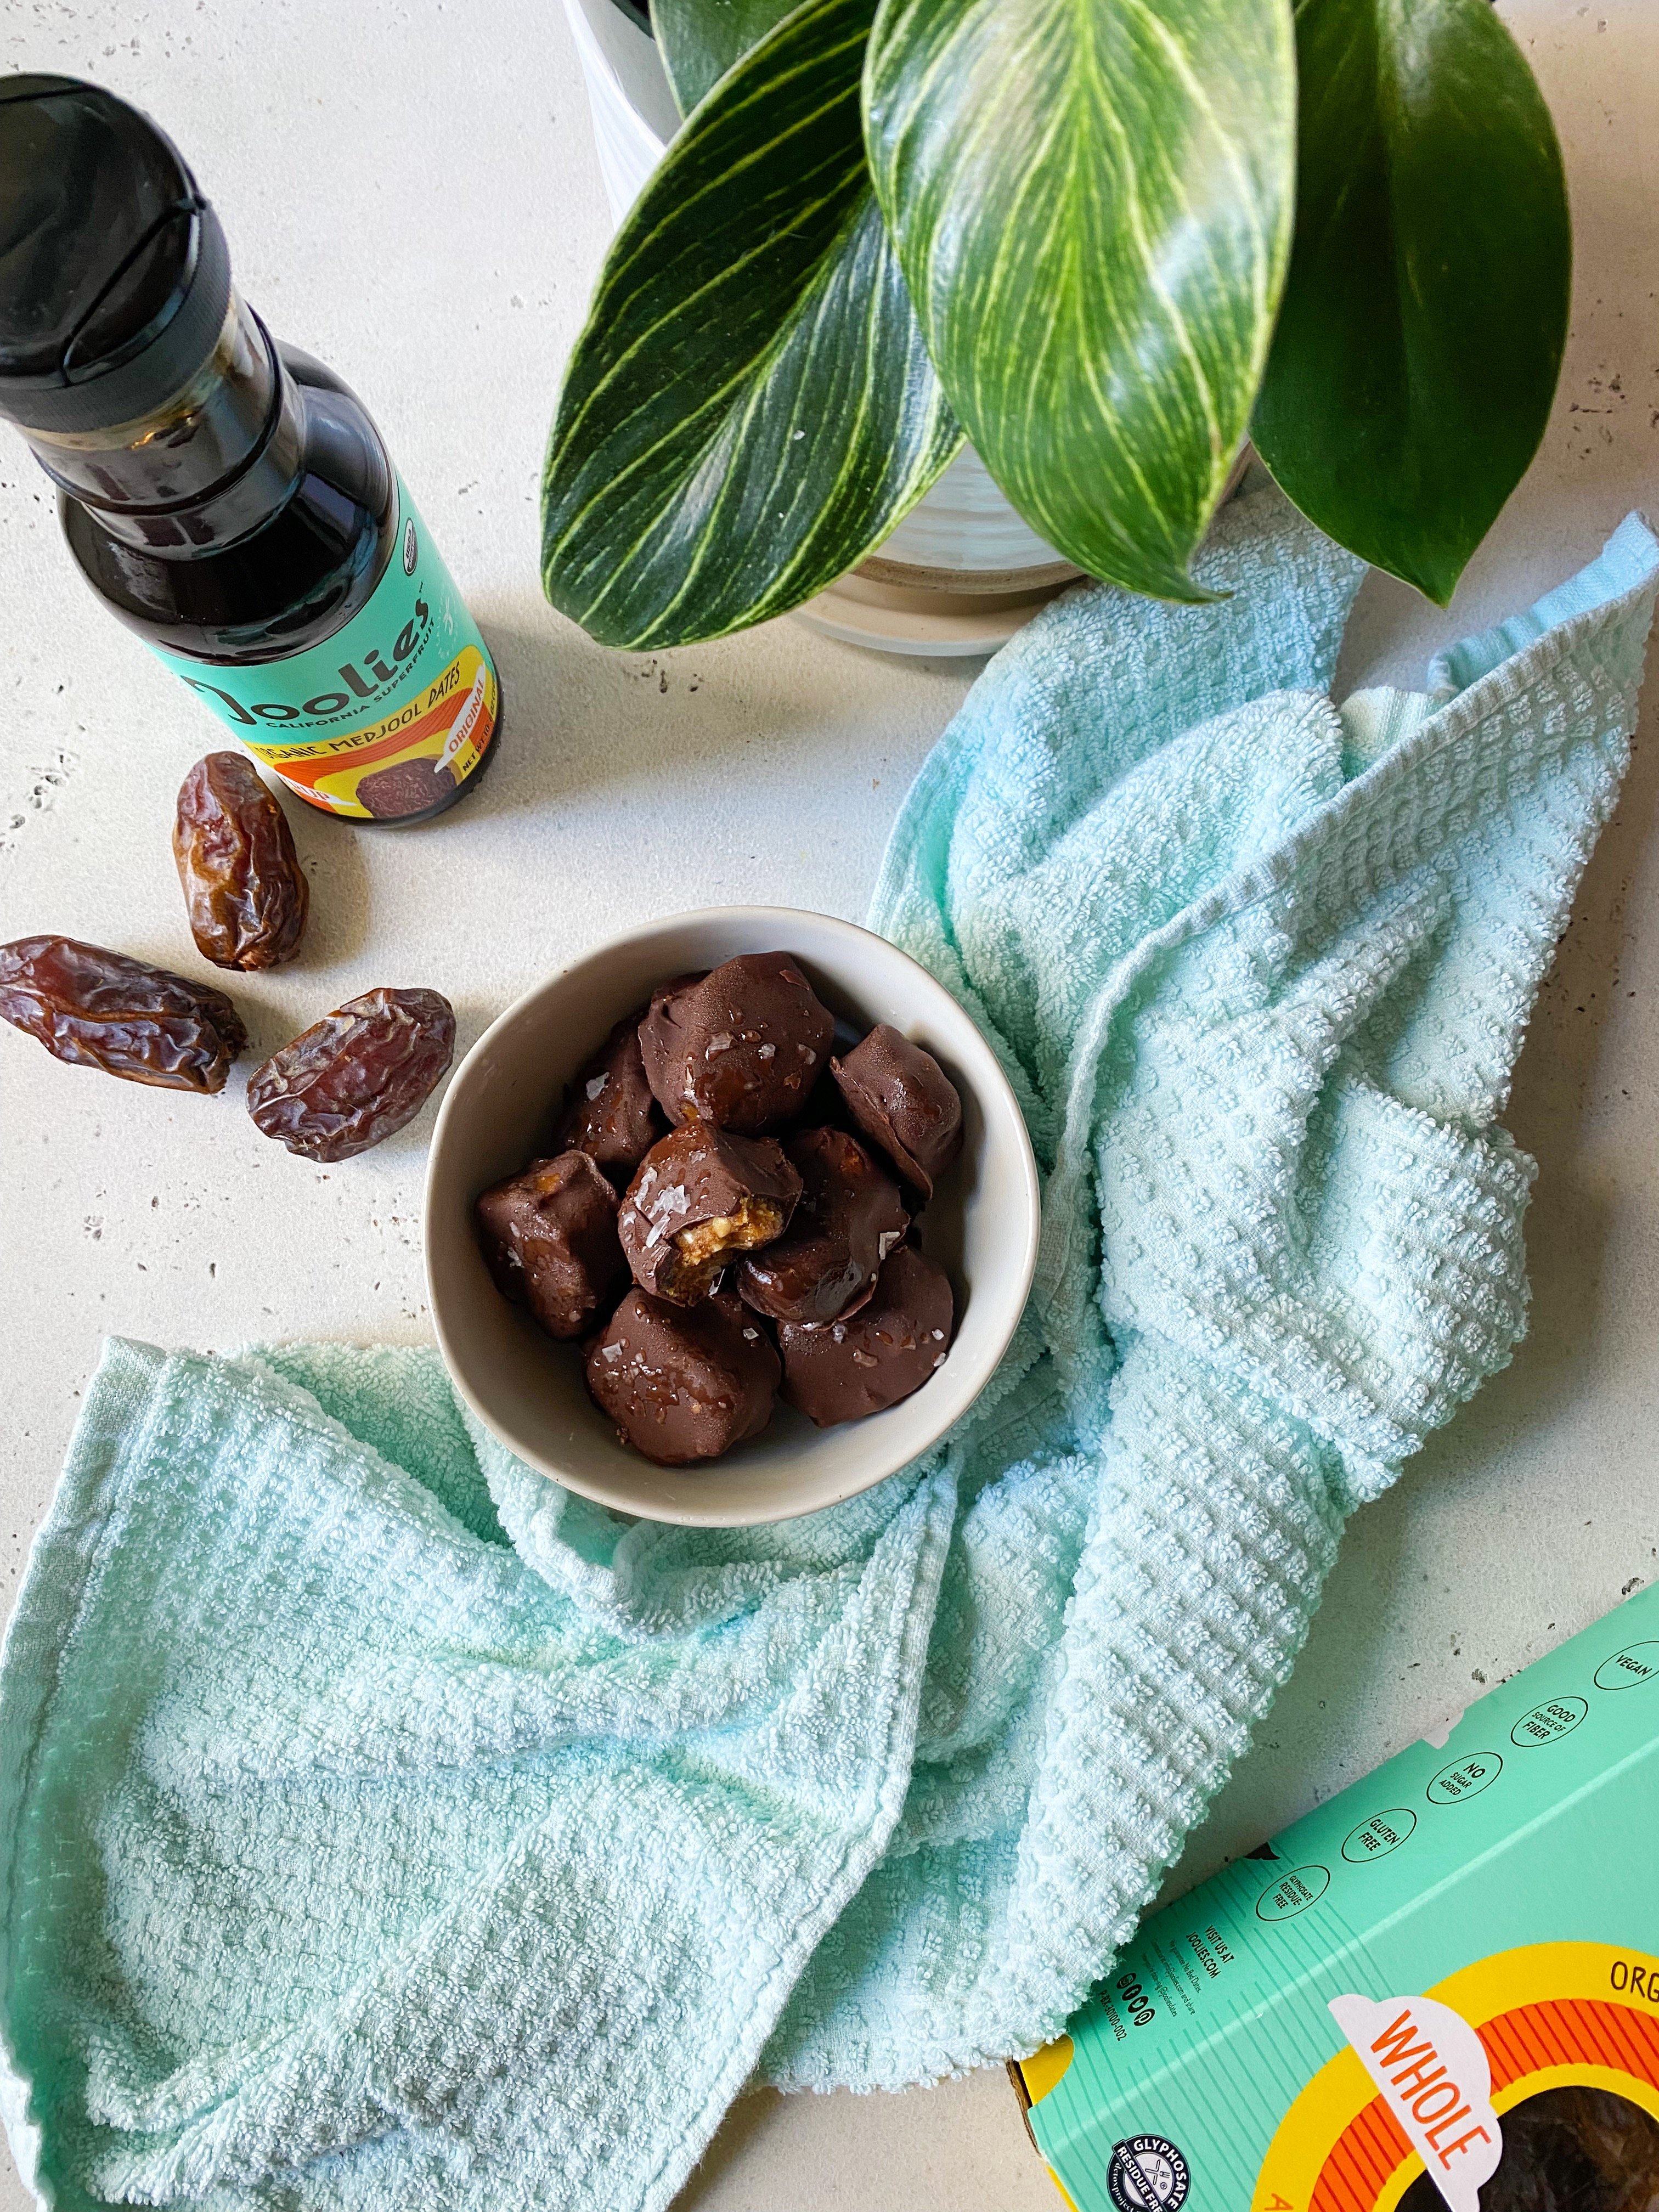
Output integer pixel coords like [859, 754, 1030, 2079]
[1013, 1582, 1659, 2212]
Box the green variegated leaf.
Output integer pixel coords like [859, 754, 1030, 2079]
[652, 0, 799, 115]
[1252, 0, 1571, 606]
[543, 0, 961, 651]
[864, 0, 1295, 602]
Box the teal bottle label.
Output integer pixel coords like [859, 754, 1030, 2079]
[149, 479, 498, 819]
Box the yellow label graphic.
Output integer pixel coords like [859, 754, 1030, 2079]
[151, 479, 498, 820]
[254, 643, 498, 820]
[1253, 1943, 1659, 2212]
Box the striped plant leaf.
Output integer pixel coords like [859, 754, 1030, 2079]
[864, 0, 1295, 603]
[1252, 0, 1571, 607]
[542, 0, 962, 651]
[653, 0, 800, 115]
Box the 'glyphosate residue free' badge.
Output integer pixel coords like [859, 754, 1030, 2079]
[1107, 2135, 1191, 2211]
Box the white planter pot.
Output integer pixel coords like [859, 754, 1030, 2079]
[561, 0, 1078, 654]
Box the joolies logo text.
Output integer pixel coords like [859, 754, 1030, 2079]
[180, 594, 432, 727]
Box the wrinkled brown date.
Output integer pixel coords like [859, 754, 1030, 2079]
[173, 752, 309, 970]
[0, 935, 247, 1093]
[247, 986, 455, 1161]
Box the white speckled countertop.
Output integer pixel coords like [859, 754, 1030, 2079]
[1, 3, 1656, 2204]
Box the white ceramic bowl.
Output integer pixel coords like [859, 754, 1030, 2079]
[424, 907, 1040, 1527]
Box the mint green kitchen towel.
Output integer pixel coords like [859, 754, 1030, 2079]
[2, 483, 1656, 2212]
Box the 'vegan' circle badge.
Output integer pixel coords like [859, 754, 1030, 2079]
[1107, 2135, 1191, 2211]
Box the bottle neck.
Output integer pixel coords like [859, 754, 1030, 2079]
[21, 292, 304, 555]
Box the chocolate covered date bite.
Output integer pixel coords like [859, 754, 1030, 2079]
[619, 1124, 802, 1306]
[586, 1287, 781, 1464]
[475, 1149, 628, 1340]
[777, 1244, 954, 1426]
[737, 1127, 908, 1326]
[832, 1025, 963, 1199]
[639, 951, 835, 1134]
[554, 1013, 662, 1179]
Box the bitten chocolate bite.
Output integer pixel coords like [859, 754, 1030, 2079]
[618, 1124, 802, 1306]
[639, 952, 835, 1134]
[777, 1244, 954, 1426]
[554, 1013, 662, 1179]
[585, 1287, 781, 1464]
[831, 1024, 963, 1199]
[737, 1127, 908, 1327]
[475, 1150, 628, 1340]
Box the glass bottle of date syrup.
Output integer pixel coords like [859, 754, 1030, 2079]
[0, 75, 501, 824]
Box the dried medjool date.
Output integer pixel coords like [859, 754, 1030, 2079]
[172, 752, 309, 970]
[0, 935, 246, 1093]
[247, 986, 454, 1161]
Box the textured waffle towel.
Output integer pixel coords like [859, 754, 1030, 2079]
[3, 486, 1656, 2212]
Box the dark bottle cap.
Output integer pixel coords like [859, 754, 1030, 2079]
[0, 74, 231, 436]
